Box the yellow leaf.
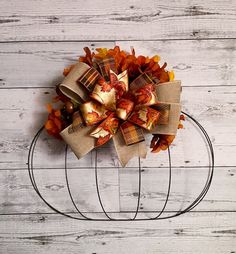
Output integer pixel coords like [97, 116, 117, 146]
[152, 55, 160, 62]
[95, 48, 108, 58]
[168, 70, 175, 81]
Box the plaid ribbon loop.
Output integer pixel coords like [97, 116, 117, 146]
[95, 55, 117, 82]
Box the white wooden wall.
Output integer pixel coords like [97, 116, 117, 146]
[0, 1, 236, 253]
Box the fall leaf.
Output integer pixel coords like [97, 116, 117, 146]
[77, 46, 172, 84]
[152, 55, 160, 63]
[91, 113, 119, 147]
[168, 70, 175, 81]
[45, 105, 65, 139]
[134, 84, 156, 105]
[47, 104, 53, 113]
[63, 64, 75, 76]
[91, 127, 110, 138]
[110, 71, 118, 83]
[116, 98, 134, 112]
[94, 48, 108, 59]
[54, 110, 61, 117]
[99, 113, 119, 134]
[100, 82, 113, 92]
[79, 47, 94, 66]
[151, 134, 175, 153]
[178, 114, 185, 129]
[86, 111, 101, 125]
[180, 114, 185, 121]
[129, 110, 146, 127]
[96, 135, 111, 147]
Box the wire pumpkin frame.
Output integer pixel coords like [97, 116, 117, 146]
[28, 111, 214, 221]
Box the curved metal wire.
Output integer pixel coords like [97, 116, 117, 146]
[150, 146, 172, 220]
[28, 111, 214, 221]
[94, 150, 142, 220]
[64, 145, 92, 220]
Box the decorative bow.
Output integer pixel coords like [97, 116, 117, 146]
[78, 69, 162, 148]
[59, 56, 181, 167]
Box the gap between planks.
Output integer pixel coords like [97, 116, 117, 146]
[0, 38, 236, 43]
[1, 210, 236, 216]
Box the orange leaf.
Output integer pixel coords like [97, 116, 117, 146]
[96, 135, 111, 147]
[45, 119, 54, 130]
[54, 110, 61, 117]
[63, 64, 75, 76]
[47, 104, 52, 113]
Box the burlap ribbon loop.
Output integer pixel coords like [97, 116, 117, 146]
[151, 81, 182, 135]
[59, 60, 181, 167]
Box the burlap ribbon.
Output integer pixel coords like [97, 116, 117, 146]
[60, 60, 181, 167]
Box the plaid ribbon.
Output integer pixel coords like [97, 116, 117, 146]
[77, 67, 101, 92]
[95, 56, 117, 82]
[153, 102, 170, 125]
[120, 121, 145, 146]
[130, 72, 154, 90]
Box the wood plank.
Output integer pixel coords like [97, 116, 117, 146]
[116, 39, 236, 87]
[0, 167, 235, 214]
[0, 1, 235, 253]
[0, 0, 236, 41]
[0, 168, 120, 214]
[0, 86, 235, 169]
[0, 41, 115, 88]
[119, 167, 235, 212]
[0, 40, 235, 88]
[0, 212, 235, 254]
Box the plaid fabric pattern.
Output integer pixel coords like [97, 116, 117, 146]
[130, 72, 154, 90]
[152, 102, 170, 125]
[120, 121, 145, 146]
[95, 56, 117, 82]
[77, 67, 101, 92]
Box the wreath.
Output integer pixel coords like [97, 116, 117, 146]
[44, 46, 184, 166]
[28, 46, 214, 221]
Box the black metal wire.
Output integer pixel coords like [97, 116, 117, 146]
[94, 150, 142, 220]
[149, 146, 172, 220]
[28, 126, 82, 220]
[64, 145, 92, 220]
[27, 111, 214, 221]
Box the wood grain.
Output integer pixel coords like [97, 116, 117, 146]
[0, 40, 235, 88]
[0, 167, 235, 215]
[0, 41, 114, 88]
[116, 39, 236, 87]
[0, 168, 120, 214]
[0, 0, 236, 41]
[0, 213, 235, 254]
[1, 0, 236, 252]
